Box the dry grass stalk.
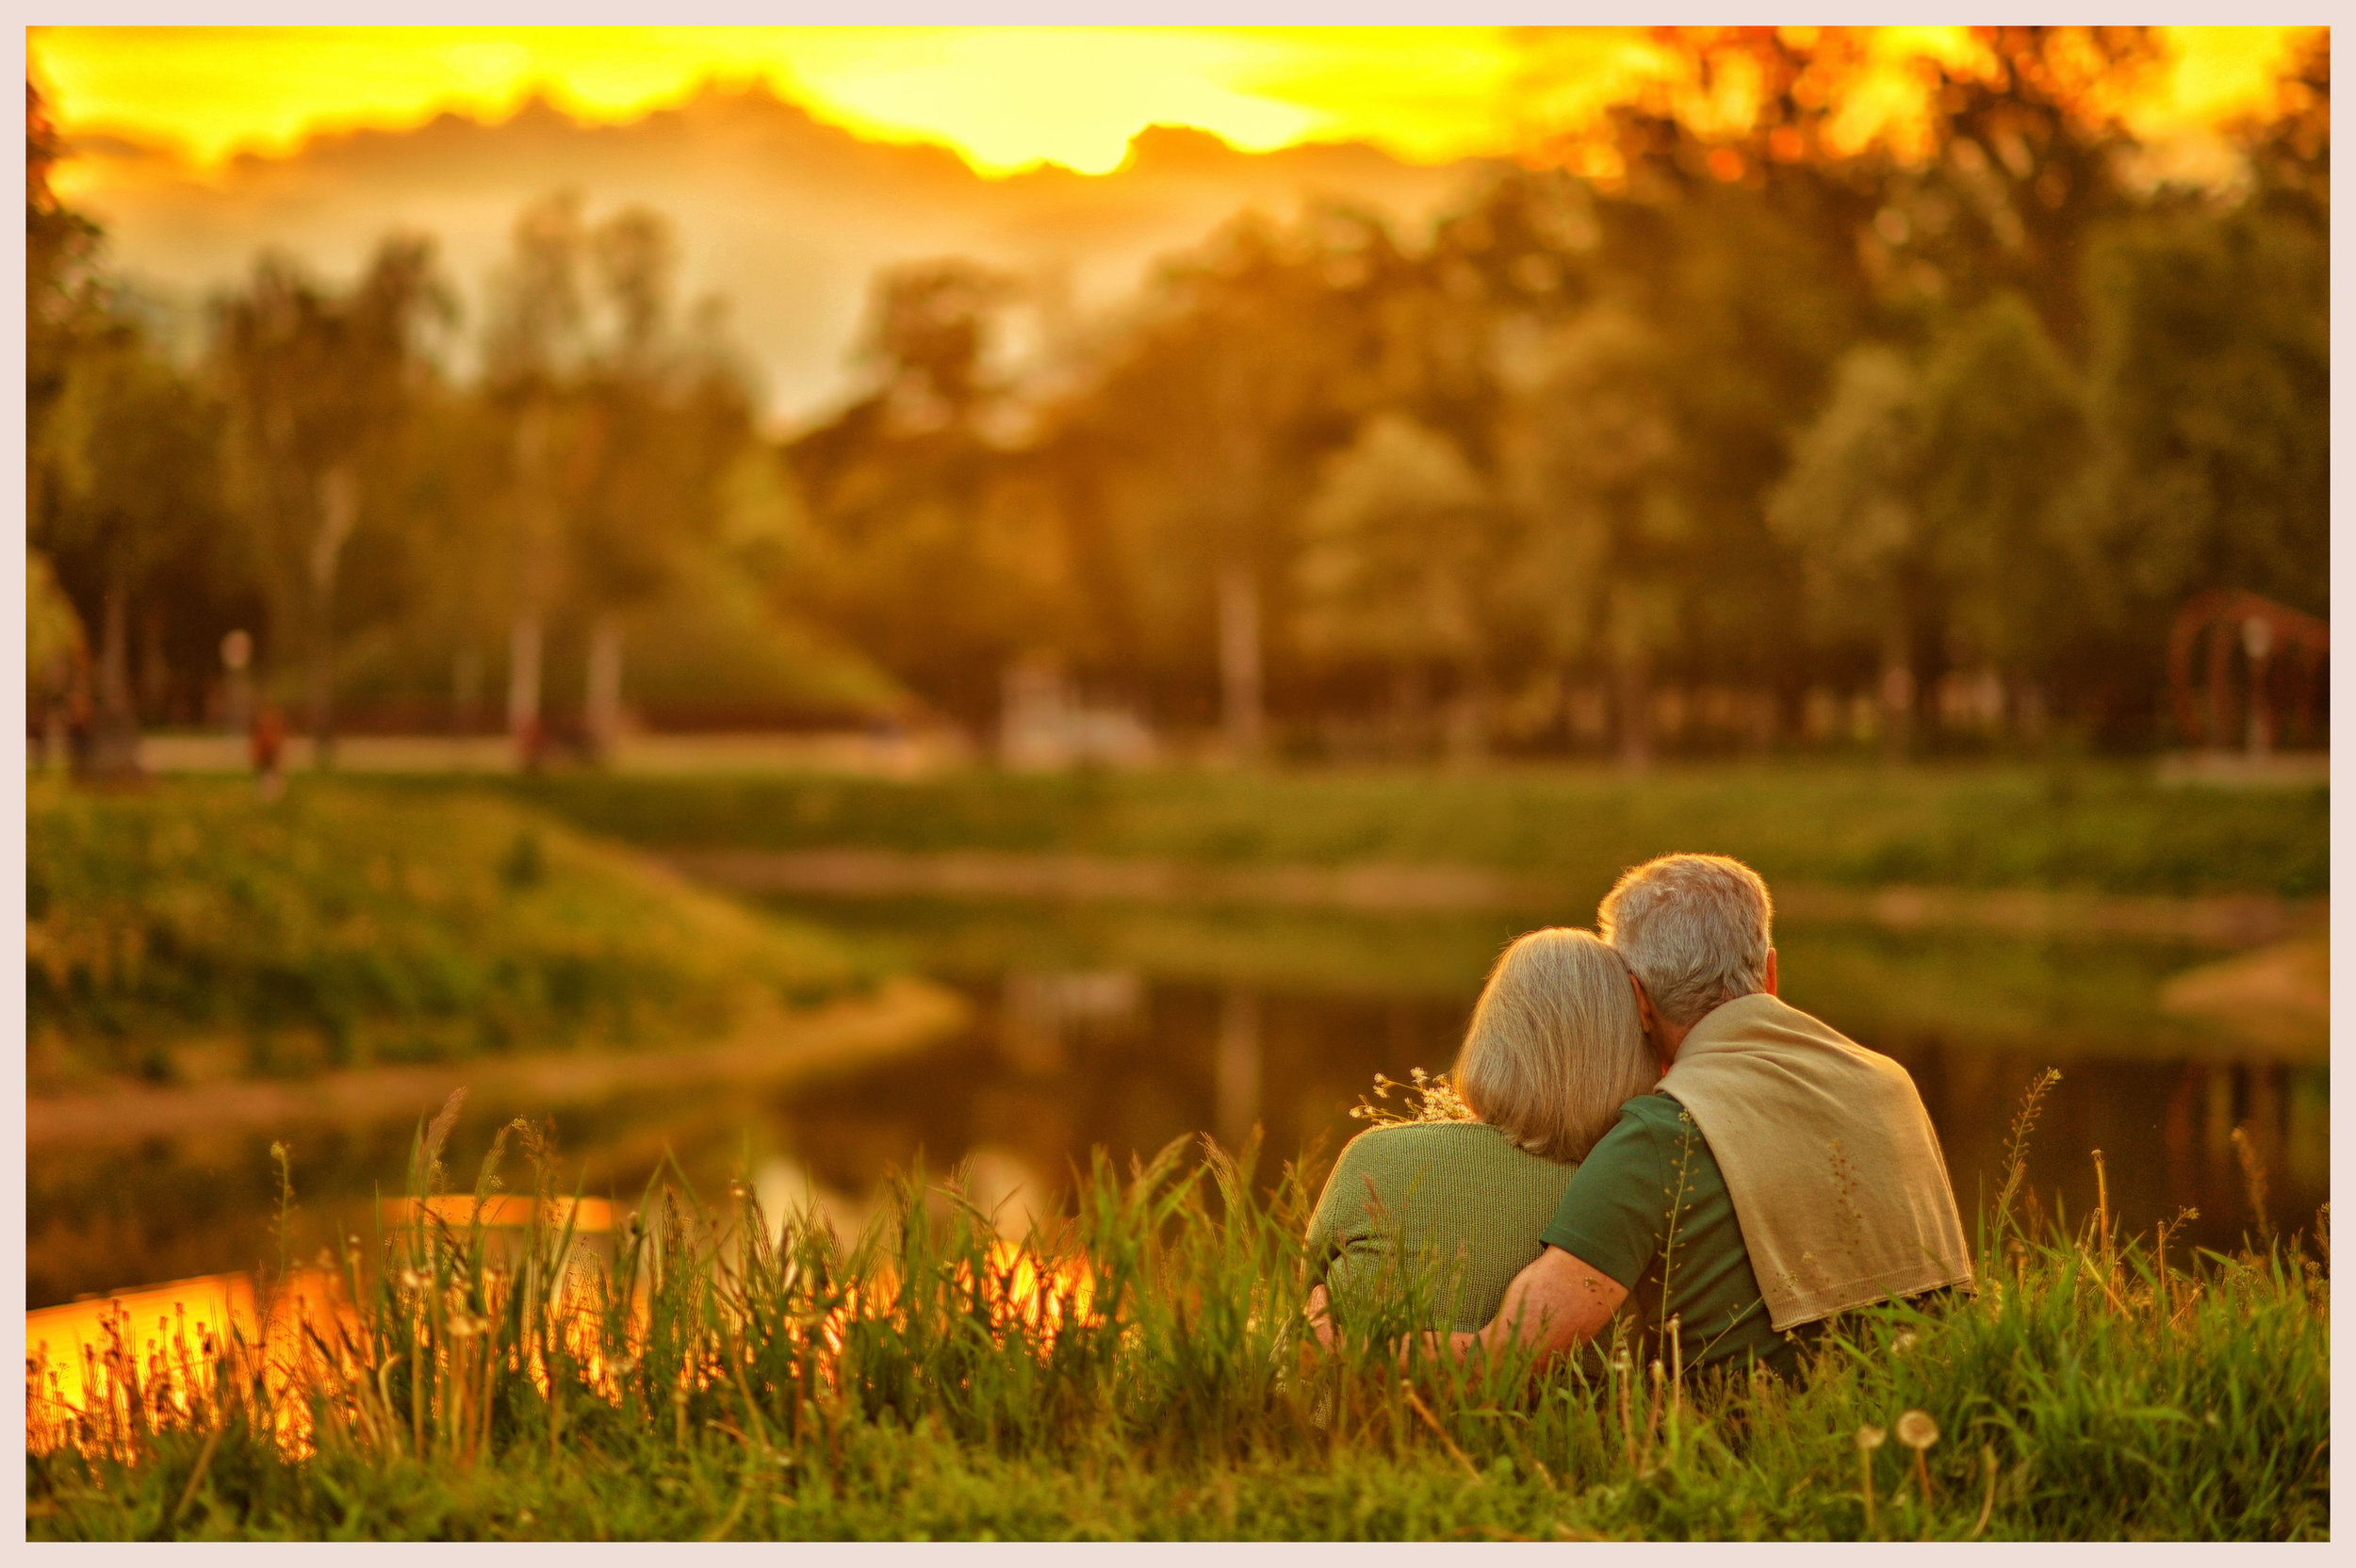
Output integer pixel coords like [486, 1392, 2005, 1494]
[1403, 1389, 1481, 1482]
[1856, 1424, 1887, 1536]
[2230, 1125, 2272, 1242]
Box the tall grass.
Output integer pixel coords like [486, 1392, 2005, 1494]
[27, 1083, 2328, 1541]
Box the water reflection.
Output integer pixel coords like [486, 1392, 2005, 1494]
[25, 906, 2328, 1310]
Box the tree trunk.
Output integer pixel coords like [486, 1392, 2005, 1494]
[1217, 561, 1263, 761]
[508, 614, 543, 769]
[451, 644, 481, 739]
[1612, 649, 1651, 772]
[1879, 625, 1915, 766]
[139, 609, 170, 721]
[305, 623, 336, 771]
[586, 613, 625, 761]
[510, 404, 554, 771]
[2242, 616, 2275, 759]
[1442, 670, 1490, 767]
[89, 580, 141, 777]
[221, 633, 254, 741]
[307, 465, 360, 771]
[1389, 664, 1432, 761]
[1608, 582, 1653, 773]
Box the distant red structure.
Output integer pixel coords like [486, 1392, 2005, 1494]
[2167, 590, 2328, 753]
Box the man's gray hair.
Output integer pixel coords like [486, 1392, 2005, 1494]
[1598, 854, 1774, 1027]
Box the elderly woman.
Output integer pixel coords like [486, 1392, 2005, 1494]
[1304, 927, 1658, 1335]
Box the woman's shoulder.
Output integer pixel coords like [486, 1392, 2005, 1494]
[1336, 1119, 1560, 1172]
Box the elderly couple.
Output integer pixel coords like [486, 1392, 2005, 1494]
[1305, 853, 1973, 1378]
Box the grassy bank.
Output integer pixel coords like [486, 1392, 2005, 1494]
[27, 1103, 2329, 1541]
[27, 779, 878, 1086]
[461, 762, 2327, 901]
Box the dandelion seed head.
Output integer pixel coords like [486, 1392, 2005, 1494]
[1895, 1410, 1939, 1450]
[1856, 1424, 1888, 1451]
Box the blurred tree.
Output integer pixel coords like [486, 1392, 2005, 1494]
[1915, 292, 2088, 707]
[859, 256, 1013, 425]
[26, 82, 107, 769]
[786, 257, 1068, 729]
[1497, 304, 1685, 768]
[2235, 27, 2329, 232]
[26, 84, 101, 504]
[1295, 413, 1501, 758]
[213, 237, 451, 765]
[569, 210, 761, 753]
[2069, 201, 2327, 742]
[25, 33, 2328, 762]
[40, 325, 226, 772]
[1767, 342, 1928, 757]
[482, 191, 591, 758]
[1076, 210, 1402, 752]
[25, 547, 86, 767]
[1771, 293, 2086, 755]
[1898, 26, 2165, 357]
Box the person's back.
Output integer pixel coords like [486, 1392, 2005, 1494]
[1461, 854, 1972, 1380]
[1301, 927, 1660, 1337]
[1537, 1091, 1808, 1379]
[1307, 1120, 1577, 1332]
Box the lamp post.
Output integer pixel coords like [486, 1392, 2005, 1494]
[221, 629, 253, 742]
[2241, 615, 2274, 759]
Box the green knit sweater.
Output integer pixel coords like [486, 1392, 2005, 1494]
[1304, 1120, 1579, 1332]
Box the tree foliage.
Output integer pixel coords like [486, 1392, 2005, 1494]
[21, 28, 2331, 756]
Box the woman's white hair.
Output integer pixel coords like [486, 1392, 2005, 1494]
[1453, 927, 1656, 1164]
[1598, 854, 1774, 1027]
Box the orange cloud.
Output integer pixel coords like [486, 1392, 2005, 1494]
[29, 24, 2315, 186]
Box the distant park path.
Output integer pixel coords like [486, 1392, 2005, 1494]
[660, 847, 2324, 950]
[25, 977, 966, 1150]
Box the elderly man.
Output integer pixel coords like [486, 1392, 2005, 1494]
[1459, 853, 1972, 1378]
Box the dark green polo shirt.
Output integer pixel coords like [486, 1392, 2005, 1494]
[1539, 1094, 1809, 1380]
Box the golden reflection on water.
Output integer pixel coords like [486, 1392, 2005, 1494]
[25, 1268, 352, 1457]
[25, 1192, 1096, 1461]
[378, 1195, 616, 1232]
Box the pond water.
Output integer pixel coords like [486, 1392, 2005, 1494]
[26, 896, 2328, 1311]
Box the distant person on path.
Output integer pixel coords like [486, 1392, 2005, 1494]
[251, 702, 286, 800]
[1302, 928, 1660, 1336]
[1458, 854, 1972, 1380]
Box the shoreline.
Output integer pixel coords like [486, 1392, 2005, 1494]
[25, 976, 968, 1151]
[659, 848, 2326, 949]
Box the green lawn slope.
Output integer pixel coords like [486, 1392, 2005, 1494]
[27, 779, 878, 1086]
[482, 761, 2327, 900]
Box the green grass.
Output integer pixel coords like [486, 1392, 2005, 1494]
[451, 761, 2328, 900]
[26, 779, 878, 1084]
[26, 1108, 2329, 1541]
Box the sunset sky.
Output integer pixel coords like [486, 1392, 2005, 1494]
[31, 25, 2313, 183]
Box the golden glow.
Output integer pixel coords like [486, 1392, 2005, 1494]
[28, 25, 2319, 184]
[379, 1194, 616, 1231]
[25, 1269, 353, 1456]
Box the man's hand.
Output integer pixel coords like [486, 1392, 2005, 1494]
[1304, 1282, 1334, 1350]
[1469, 1245, 1628, 1365]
